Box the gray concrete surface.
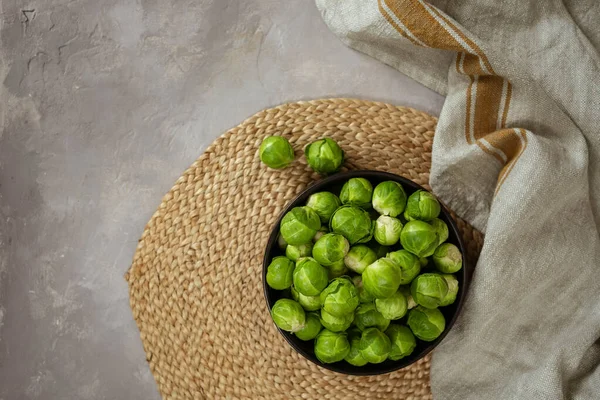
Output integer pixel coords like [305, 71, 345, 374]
[0, 0, 443, 398]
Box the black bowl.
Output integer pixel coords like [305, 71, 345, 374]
[262, 170, 468, 375]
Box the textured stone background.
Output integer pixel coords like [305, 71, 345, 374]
[0, 0, 442, 398]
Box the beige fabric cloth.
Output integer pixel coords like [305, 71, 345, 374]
[316, 1, 600, 399]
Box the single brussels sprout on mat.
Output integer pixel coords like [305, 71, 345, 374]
[372, 181, 407, 217]
[285, 242, 313, 262]
[408, 306, 446, 341]
[359, 328, 391, 364]
[374, 215, 403, 246]
[344, 328, 368, 366]
[330, 206, 374, 245]
[280, 206, 321, 245]
[410, 273, 449, 309]
[320, 277, 359, 317]
[385, 324, 416, 360]
[312, 233, 350, 266]
[340, 178, 373, 209]
[291, 286, 321, 311]
[306, 192, 341, 223]
[439, 274, 459, 306]
[304, 138, 344, 174]
[326, 259, 348, 280]
[430, 218, 449, 246]
[277, 233, 288, 250]
[271, 299, 306, 332]
[295, 312, 322, 341]
[375, 290, 408, 320]
[399, 285, 417, 309]
[352, 275, 375, 303]
[387, 249, 421, 284]
[405, 190, 441, 221]
[259, 136, 295, 169]
[293, 257, 328, 296]
[320, 309, 354, 332]
[362, 258, 402, 299]
[354, 303, 390, 332]
[400, 220, 439, 258]
[266, 256, 295, 290]
[344, 244, 378, 274]
[314, 329, 350, 363]
[433, 243, 463, 273]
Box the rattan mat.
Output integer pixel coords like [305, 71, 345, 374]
[126, 98, 483, 400]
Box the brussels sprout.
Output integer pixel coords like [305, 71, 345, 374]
[259, 136, 295, 169]
[277, 234, 288, 250]
[354, 303, 390, 332]
[285, 242, 313, 262]
[271, 299, 306, 332]
[374, 215, 403, 246]
[370, 242, 391, 259]
[362, 258, 402, 299]
[352, 275, 375, 303]
[375, 290, 408, 320]
[293, 257, 328, 296]
[430, 218, 449, 246]
[400, 220, 439, 258]
[345, 328, 368, 366]
[312, 233, 350, 266]
[306, 192, 342, 223]
[372, 181, 407, 217]
[266, 256, 296, 290]
[344, 245, 377, 274]
[433, 243, 463, 273]
[399, 286, 417, 309]
[313, 226, 329, 242]
[386, 325, 416, 360]
[304, 138, 344, 174]
[410, 273, 449, 309]
[330, 206, 373, 245]
[295, 312, 322, 341]
[407, 306, 446, 341]
[405, 190, 441, 221]
[439, 274, 459, 306]
[419, 257, 429, 267]
[320, 277, 359, 317]
[326, 259, 348, 280]
[403, 210, 415, 222]
[320, 309, 354, 332]
[280, 207, 321, 245]
[314, 329, 350, 363]
[291, 286, 321, 311]
[387, 250, 421, 284]
[359, 328, 391, 364]
[340, 178, 373, 209]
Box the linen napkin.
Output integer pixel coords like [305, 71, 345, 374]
[316, 1, 600, 398]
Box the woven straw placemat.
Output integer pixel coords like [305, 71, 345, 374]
[126, 98, 483, 400]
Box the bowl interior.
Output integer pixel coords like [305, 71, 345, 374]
[262, 170, 467, 375]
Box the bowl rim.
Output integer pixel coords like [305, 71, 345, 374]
[262, 170, 469, 375]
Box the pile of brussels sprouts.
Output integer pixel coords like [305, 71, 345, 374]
[261, 136, 463, 366]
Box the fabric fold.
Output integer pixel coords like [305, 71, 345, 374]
[316, 0, 600, 398]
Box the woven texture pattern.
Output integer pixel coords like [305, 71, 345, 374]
[126, 98, 483, 400]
